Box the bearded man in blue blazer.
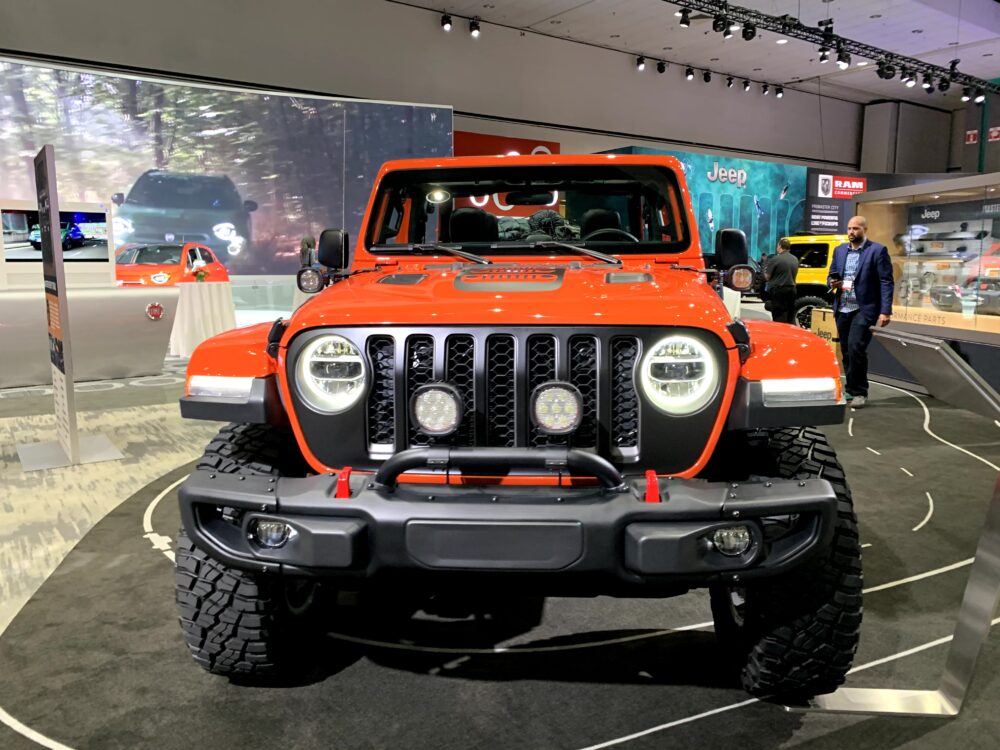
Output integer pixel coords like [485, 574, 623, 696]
[827, 216, 895, 409]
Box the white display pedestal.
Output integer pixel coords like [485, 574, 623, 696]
[168, 281, 237, 358]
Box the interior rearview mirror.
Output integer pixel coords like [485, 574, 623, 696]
[318, 228, 349, 271]
[714, 228, 749, 269]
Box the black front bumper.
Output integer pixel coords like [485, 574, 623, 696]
[179, 449, 838, 594]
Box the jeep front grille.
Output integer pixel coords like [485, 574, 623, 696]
[362, 329, 640, 456]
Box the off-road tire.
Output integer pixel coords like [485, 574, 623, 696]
[710, 427, 863, 698]
[793, 296, 830, 329]
[175, 423, 318, 679]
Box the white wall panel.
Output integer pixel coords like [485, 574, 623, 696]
[0, 0, 868, 165]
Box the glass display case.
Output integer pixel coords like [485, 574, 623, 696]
[856, 173, 1000, 336]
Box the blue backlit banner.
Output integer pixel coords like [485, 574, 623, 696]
[605, 147, 807, 261]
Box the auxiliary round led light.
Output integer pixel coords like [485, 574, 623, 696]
[639, 335, 719, 415]
[295, 334, 367, 414]
[297, 267, 325, 294]
[251, 519, 291, 548]
[411, 383, 463, 436]
[530, 382, 583, 435]
[712, 525, 752, 556]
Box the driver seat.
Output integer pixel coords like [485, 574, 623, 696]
[580, 208, 622, 237]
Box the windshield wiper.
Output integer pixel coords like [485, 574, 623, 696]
[374, 243, 491, 265]
[525, 240, 622, 266]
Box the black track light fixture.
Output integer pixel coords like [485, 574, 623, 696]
[819, 47, 830, 64]
[712, 14, 727, 33]
[837, 46, 851, 70]
[723, 25, 733, 39]
[679, 8, 691, 28]
[441, 14, 452, 31]
[741, 23, 757, 41]
[469, 17, 480, 37]
[726, 76, 734, 88]
[703, 70, 712, 83]
[656, 60, 667, 74]
[636, 56, 646, 72]
[776, 86, 784, 98]
[762, 83, 769, 95]
[743, 79, 751, 92]
[938, 76, 951, 93]
[685, 66, 694, 81]
[974, 88, 986, 104]
[922, 73, 933, 91]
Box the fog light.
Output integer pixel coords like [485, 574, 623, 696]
[252, 519, 291, 548]
[530, 382, 583, 435]
[712, 525, 752, 556]
[411, 383, 462, 436]
[297, 267, 325, 293]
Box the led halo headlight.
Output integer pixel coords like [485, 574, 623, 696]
[530, 381, 583, 435]
[639, 335, 719, 415]
[410, 383, 463, 436]
[295, 334, 367, 414]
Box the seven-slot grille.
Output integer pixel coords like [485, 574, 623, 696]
[364, 330, 640, 456]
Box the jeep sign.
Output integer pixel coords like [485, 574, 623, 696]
[706, 161, 748, 188]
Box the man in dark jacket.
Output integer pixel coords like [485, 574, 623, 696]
[764, 238, 799, 324]
[827, 216, 894, 408]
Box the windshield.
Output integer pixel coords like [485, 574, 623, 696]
[126, 172, 242, 210]
[365, 164, 690, 256]
[128, 244, 183, 265]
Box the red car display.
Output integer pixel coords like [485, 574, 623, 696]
[114, 242, 230, 286]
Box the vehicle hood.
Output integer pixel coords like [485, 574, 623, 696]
[286, 260, 734, 336]
[115, 263, 178, 286]
[117, 205, 247, 231]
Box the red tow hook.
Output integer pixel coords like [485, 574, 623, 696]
[335, 466, 353, 499]
[644, 470, 661, 503]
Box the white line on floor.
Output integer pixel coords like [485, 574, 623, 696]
[863, 557, 972, 594]
[900, 467, 914, 477]
[912, 492, 935, 532]
[848, 417, 854, 437]
[866, 447, 882, 456]
[576, 615, 1000, 750]
[861, 543, 872, 549]
[995, 420, 1000, 429]
[874, 383, 1000, 472]
[0, 705, 76, 750]
[142, 475, 187, 563]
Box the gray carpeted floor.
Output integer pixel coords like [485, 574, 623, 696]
[0, 383, 998, 749]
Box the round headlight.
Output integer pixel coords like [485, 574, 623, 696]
[411, 383, 462, 436]
[297, 267, 325, 294]
[530, 382, 583, 435]
[295, 335, 367, 413]
[639, 335, 719, 415]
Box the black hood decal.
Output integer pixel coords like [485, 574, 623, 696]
[454, 266, 565, 292]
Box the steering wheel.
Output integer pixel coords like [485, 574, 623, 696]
[582, 228, 640, 243]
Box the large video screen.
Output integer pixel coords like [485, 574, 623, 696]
[2, 209, 107, 261]
[0, 60, 452, 274]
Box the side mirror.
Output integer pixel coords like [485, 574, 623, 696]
[714, 228, 749, 269]
[297, 266, 327, 294]
[243, 199, 258, 212]
[318, 228, 349, 270]
[111, 193, 125, 206]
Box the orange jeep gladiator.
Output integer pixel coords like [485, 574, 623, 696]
[175, 154, 860, 698]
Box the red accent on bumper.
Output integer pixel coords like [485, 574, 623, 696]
[335, 466, 353, 499]
[644, 470, 660, 503]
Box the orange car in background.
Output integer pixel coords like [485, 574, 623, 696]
[115, 242, 230, 286]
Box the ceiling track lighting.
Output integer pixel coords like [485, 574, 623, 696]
[762, 83, 769, 95]
[723, 25, 733, 39]
[741, 23, 756, 41]
[961, 87, 972, 102]
[743, 79, 751, 92]
[656, 60, 667, 74]
[836, 46, 851, 69]
[922, 73, 933, 91]
[974, 88, 986, 104]
[938, 77, 951, 93]
[775, 86, 784, 98]
[819, 47, 830, 64]
[679, 8, 691, 28]
[440, 13, 452, 32]
[726, 76, 734, 88]
[636, 56, 646, 71]
[685, 66, 695, 80]
[469, 17, 480, 37]
[703, 70, 712, 83]
[712, 14, 727, 33]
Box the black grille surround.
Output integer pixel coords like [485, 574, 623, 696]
[285, 326, 732, 477]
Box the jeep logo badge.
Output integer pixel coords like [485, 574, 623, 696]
[920, 208, 941, 220]
[146, 302, 164, 321]
[454, 266, 565, 292]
